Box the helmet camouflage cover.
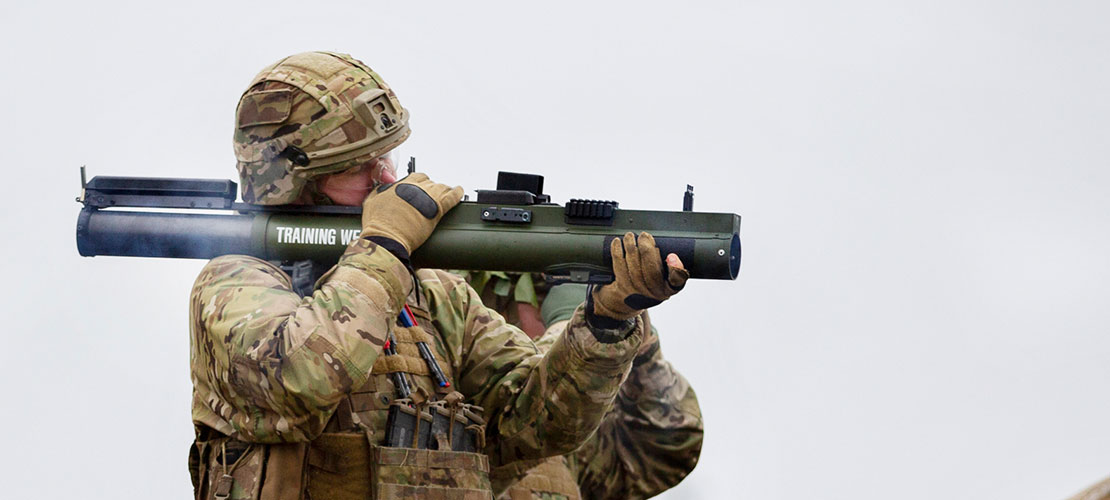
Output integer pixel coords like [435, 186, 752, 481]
[234, 51, 410, 205]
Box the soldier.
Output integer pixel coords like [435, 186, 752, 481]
[188, 51, 691, 499]
[463, 276, 703, 499]
[454, 271, 550, 338]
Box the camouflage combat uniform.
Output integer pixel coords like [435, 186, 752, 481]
[466, 277, 703, 500]
[455, 271, 549, 333]
[189, 240, 646, 499]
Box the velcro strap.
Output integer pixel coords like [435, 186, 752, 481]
[372, 354, 429, 376]
[370, 325, 449, 377]
[375, 447, 490, 472]
[393, 325, 434, 344]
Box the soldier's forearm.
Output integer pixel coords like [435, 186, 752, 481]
[568, 332, 704, 499]
[322, 237, 414, 314]
[480, 304, 643, 465]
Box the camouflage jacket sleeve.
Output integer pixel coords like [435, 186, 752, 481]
[190, 239, 413, 442]
[422, 271, 646, 467]
[561, 316, 704, 499]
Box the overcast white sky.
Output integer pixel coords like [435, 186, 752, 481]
[2, 1, 1109, 499]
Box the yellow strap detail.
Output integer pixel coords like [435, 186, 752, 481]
[371, 354, 429, 376]
[393, 325, 434, 344]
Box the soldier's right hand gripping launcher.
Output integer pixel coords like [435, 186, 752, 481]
[75, 169, 741, 284]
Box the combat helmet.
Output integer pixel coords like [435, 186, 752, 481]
[233, 51, 410, 205]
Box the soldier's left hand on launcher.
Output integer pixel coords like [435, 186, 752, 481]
[589, 231, 689, 322]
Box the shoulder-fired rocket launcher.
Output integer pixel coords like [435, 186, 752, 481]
[75, 168, 741, 284]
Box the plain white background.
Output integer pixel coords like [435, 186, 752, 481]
[2, 1, 1108, 498]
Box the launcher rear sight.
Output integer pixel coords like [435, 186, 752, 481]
[76, 168, 741, 284]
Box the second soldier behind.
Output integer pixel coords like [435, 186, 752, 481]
[463, 273, 704, 499]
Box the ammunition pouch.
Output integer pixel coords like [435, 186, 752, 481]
[190, 393, 491, 500]
[192, 429, 291, 500]
[383, 397, 486, 452]
[372, 445, 491, 499]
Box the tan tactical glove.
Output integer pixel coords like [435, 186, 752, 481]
[360, 173, 464, 256]
[587, 232, 689, 336]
